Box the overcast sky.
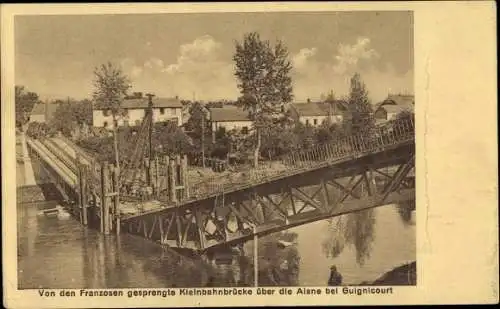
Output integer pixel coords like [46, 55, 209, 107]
[15, 11, 413, 102]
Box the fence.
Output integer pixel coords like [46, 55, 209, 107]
[187, 117, 414, 201]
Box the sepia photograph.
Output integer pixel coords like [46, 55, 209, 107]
[14, 10, 415, 290]
[3, 2, 497, 307]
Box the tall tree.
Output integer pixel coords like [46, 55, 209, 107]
[15, 85, 40, 130]
[92, 62, 131, 170]
[346, 73, 374, 134]
[233, 32, 293, 167]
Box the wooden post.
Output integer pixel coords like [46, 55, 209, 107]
[169, 159, 177, 203]
[181, 155, 189, 198]
[112, 164, 120, 235]
[101, 161, 110, 235]
[99, 162, 106, 233]
[175, 155, 181, 201]
[154, 156, 159, 198]
[77, 162, 83, 224]
[149, 158, 154, 193]
[164, 155, 170, 193]
[81, 164, 88, 226]
[145, 158, 150, 185]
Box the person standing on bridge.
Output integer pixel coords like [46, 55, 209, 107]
[328, 265, 343, 286]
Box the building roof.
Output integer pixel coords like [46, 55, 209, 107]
[29, 102, 59, 121]
[375, 94, 414, 114]
[378, 104, 413, 114]
[291, 100, 347, 117]
[30, 103, 46, 116]
[94, 97, 183, 110]
[209, 107, 251, 122]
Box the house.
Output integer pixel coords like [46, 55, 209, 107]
[208, 106, 253, 139]
[374, 94, 414, 123]
[289, 99, 348, 127]
[28, 101, 59, 124]
[28, 103, 47, 123]
[92, 95, 183, 129]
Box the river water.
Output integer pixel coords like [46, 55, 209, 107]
[17, 198, 415, 289]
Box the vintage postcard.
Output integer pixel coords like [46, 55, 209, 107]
[2, 2, 498, 308]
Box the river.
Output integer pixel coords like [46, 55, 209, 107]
[17, 197, 415, 289]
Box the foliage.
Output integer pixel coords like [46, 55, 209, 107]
[49, 99, 92, 137]
[233, 32, 294, 167]
[211, 128, 231, 159]
[153, 122, 194, 156]
[15, 85, 40, 128]
[77, 121, 194, 163]
[26, 121, 54, 139]
[92, 62, 131, 169]
[345, 73, 375, 135]
[396, 110, 415, 122]
[184, 102, 213, 155]
[260, 125, 300, 160]
[92, 62, 131, 115]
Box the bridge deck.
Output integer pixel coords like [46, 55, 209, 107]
[120, 138, 414, 221]
[27, 138, 77, 186]
[27, 118, 415, 227]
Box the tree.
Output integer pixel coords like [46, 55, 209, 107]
[50, 99, 93, 137]
[92, 62, 131, 170]
[15, 85, 40, 129]
[346, 73, 375, 134]
[233, 32, 294, 167]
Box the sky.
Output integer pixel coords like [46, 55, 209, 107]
[15, 11, 413, 103]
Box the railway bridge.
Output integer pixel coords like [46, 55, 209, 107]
[25, 117, 415, 253]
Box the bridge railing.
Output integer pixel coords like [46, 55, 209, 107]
[188, 117, 414, 200]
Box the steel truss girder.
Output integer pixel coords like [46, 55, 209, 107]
[122, 152, 415, 252]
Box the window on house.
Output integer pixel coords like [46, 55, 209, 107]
[103, 121, 108, 128]
[160, 108, 165, 115]
[281, 105, 285, 113]
[313, 119, 318, 125]
[242, 126, 249, 134]
[305, 119, 310, 125]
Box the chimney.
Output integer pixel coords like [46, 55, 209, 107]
[175, 95, 179, 100]
[307, 98, 311, 103]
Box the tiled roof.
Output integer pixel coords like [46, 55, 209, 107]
[209, 107, 251, 122]
[375, 94, 414, 114]
[291, 101, 347, 117]
[30, 103, 46, 115]
[29, 102, 58, 121]
[94, 97, 182, 110]
[378, 104, 413, 114]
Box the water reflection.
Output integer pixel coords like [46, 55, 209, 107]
[396, 201, 416, 226]
[18, 201, 415, 289]
[322, 208, 376, 266]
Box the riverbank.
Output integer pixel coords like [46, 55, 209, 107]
[361, 261, 416, 285]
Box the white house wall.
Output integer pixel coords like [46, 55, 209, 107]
[211, 120, 253, 132]
[93, 107, 183, 128]
[29, 114, 46, 123]
[298, 115, 343, 126]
